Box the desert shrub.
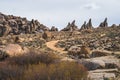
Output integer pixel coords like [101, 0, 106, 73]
[48, 62, 88, 80]
[0, 50, 9, 61]
[23, 62, 88, 80]
[38, 52, 60, 64]
[24, 63, 48, 80]
[0, 64, 24, 80]
[7, 51, 60, 66]
[0, 51, 88, 80]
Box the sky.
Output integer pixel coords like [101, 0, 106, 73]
[0, 0, 120, 30]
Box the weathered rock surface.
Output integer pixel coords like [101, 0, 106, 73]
[80, 19, 93, 31]
[61, 20, 78, 31]
[99, 18, 108, 27]
[0, 44, 29, 56]
[78, 59, 105, 70]
[50, 26, 58, 31]
[0, 12, 50, 36]
[91, 50, 110, 57]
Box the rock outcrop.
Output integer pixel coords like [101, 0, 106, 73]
[111, 24, 117, 28]
[80, 21, 86, 30]
[80, 19, 93, 31]
[99, 18, 108, 27]
[50, 26, 58, 31]
[0, 12, 50, 36]
[79, 59, 105, 70]
[61, 20, 78, 31]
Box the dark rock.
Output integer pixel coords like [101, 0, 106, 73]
[111, 24, 117, 28]
[80, 19, 93, 31]
[0, 12, 50, 36]
[78, 59, 105, 70]
[0, 50, 9, 61]
[61, 20, 78, 31]
[80, 21, 86, 30]
[86, 18, 93, 29]
[50, 26, 58, 31]
[99, 18, 108, 27]
[91, 50, 110, 58]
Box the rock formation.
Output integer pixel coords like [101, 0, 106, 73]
[0, 12, 50, 36]
[80, 21, 86, 30]
[80, 19, 93, 31]
[61, 20, 78, 31]
[99, 18, 108, 27]
[86, 18, 93, 29]
[50, 26, 58, 31]
[111, 24, 117, 28]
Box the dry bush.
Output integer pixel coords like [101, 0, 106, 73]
[24, 62, 88, 80]
[0, 51, 88, 80]
[0, 61, 88, 80]
[0, 64, 24, 80]
[7, 51, 60, 66]
[48, 62, 88, 80]
[24, 63, 48, 80]
[0, 50, 9, 61]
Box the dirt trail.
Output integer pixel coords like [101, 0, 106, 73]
[46, 40, 67, 54]
[46, 40, 75, 61]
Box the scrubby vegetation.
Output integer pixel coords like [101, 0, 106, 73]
[0, 51, 88, 80]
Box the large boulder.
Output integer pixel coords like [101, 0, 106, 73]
[111, 24, 117, 28]
[50, 26, 58, 31]
[79, 59, 105, 70]
[0, 13, 5, 21]
[0, 44, 29, 56]
[42, 31, 55, 41]
[68, 45, 91, 58]
[91, 50, 110, 58]
[0, 22, 12, 36]
[79, 45, 91, 58]
[68, 46, 81, 56]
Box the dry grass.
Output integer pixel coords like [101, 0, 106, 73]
[0, 51, 88, 80]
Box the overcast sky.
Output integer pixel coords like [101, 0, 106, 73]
[0, 0, 120, 29]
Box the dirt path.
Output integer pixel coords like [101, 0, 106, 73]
[46, 40, 67, 54]
[46, 40, 75, 61]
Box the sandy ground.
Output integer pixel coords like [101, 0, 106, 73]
[46, 40, 67, 54]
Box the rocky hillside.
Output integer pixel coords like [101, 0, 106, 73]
[0, 12, 51, 36]
[0, 12, 120, 80]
